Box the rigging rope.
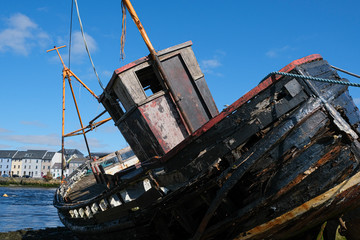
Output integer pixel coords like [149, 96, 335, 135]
[68, 0, 74, 68]
[261, 71, 360, 88]
[120, 0, 127, 60]
[73, 0, 105, 90]
[331, 65, 360, 79]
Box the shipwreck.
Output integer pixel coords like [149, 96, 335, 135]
[51, 0, 360, 239]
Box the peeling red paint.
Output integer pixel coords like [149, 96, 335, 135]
[114, 56, 149, 74]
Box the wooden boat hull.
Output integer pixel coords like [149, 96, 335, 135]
[54, 54, 360, 239]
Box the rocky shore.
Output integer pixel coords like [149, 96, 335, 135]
[0, 227, 79, 240]
[0, 177, 60, 187]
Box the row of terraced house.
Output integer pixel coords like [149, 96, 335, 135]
[0, 149, 86, 178]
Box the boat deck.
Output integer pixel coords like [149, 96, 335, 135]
[67, 174, 107, 202]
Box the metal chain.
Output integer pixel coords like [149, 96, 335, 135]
[261, 71, 360, 88]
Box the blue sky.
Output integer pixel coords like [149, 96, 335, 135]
[0, 1, 359, 154]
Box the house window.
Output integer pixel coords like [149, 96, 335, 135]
[36, 160, 38, 163]
[29, 166, 31, 169]
[43, 166, 45, 169]
[36, 166, 38, 169]
[25, 160, 27, 163]
[17, 171, 19, 174]
[18, 165, 20, 168]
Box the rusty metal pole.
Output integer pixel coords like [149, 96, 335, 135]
[47, 45, 98, 178]
[121, 0, 194, 133]
[61, 71, 66, 181]
[66, 74, 92, 160]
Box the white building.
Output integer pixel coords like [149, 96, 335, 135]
[51, 162, 62, 179]
[22, 150, 47, 178]
[0, 150, 17, 176]
[41, 151, 62, 177]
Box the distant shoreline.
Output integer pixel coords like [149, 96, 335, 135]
[0, 177, 60, 188]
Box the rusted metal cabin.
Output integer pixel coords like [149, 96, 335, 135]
[99, 41, 218, 162]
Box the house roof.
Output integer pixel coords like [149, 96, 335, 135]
[23, 150, 47, 159]
[13, 151, 27, 159]
[69, 157, 88, 164]
[43, 151, 55, 160]
[87, 152, 111, 158]
[58, 149, 84, 156]
[0, 150, 18, 158]
[51, 162, 62, 169]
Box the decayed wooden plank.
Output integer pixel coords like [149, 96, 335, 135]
[112, 76, 135, 111]
[119, 70, 147, 107]
[162, 55, 209, 132]
[139, 94, 188, 153]
[179, 46, 204, 80]
[165, 76, 310, 176]
[333, 91, 360, 129]
[67, 174, 106, 202]
[194, 76, 219, 118]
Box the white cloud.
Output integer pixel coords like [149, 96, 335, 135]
[0, 13, 50, 55]
[20, 120, 47, 128]
[0, 128, 11, 133]
[266, 45, 292, 58]
[64, 137, 108, 152]
[202, 59, 221, 69]
[200, 51, 225, 76]
[353, 98, 360, 105]
[0, 143, 12, 148]
[71, 31, 97, 56]
[0, 133, 60, 146]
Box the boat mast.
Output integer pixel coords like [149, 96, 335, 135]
[121, 0, 194, 133]
[47, 45, 104, 181]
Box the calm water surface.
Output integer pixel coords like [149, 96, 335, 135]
[0, 186, 63, 232]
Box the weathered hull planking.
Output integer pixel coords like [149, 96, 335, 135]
[54, 48, 360, 240]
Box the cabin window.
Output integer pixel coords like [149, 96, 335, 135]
[136, 66, 163, 97]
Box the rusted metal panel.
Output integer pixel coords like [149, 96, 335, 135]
[138, 94, 188, 153]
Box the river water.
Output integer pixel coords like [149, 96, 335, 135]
[0, 186, 63, 232]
